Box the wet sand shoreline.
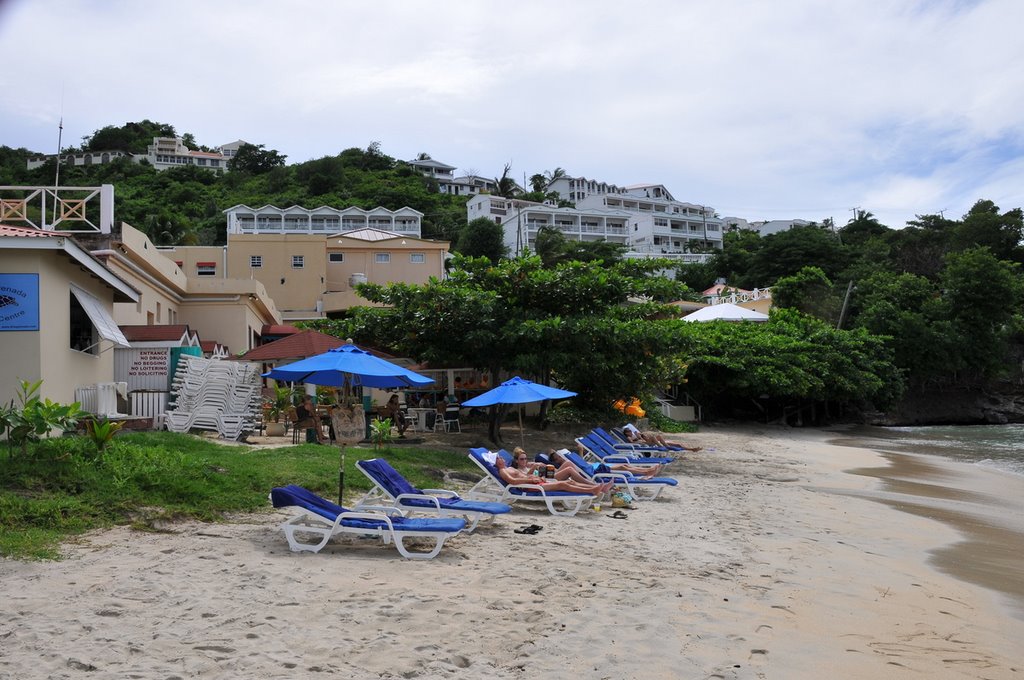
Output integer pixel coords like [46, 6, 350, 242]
[829, 435, 1024, 619]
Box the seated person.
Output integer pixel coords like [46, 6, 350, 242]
[622, 423, 701, 451]
[381, 394, 407, 437]
[495, 454, 612, 496]
[560, 446, 666, 478]
[295, 396, 326, 444]
[511, 446, 593, 484]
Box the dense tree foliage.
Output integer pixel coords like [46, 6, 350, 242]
[1, 130, 471, 246]
[304, 255, 902, 432]
[82, 119, 177, 153]
[457, 218, 507, 262]
[533, 226, 628, 267]
[227, 143, 287, 174]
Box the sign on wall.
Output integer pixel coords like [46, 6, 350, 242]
[115, 348, 172, 391]
[0, 273, 40, 331]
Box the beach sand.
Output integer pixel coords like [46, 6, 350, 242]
[1, 425, 1022, 679]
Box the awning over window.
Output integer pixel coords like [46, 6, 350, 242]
[70, 284, 131, 348]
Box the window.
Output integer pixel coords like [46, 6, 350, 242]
[375, 253, 391, 264]
[328, 253, 344, 263]
[196, 262, 216, 277]
[70, 292, 98, 354]
[292, 255, 304, 269]
[250, 255, 263, 268]
[409, 253, 425, 264]
[69, 285, 129, 353]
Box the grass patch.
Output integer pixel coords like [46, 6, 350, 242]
[0, 431, 481, 560]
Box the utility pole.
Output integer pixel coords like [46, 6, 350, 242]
[701, 205, 708, 252]
[837, 280, 855, 330]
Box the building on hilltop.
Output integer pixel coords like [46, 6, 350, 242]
[750, 219, 812, 236]
[469, 181, 725, 263]
[406, 157, 501, 196]
[467, 194, 632, 256]
[545, 174, 629, 203]
[224, 204, 423, 237]
[25, 149, 134, 171]
[27, 137, 247, 173]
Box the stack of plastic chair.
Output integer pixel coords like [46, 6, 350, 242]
[164, 355, 262, 440]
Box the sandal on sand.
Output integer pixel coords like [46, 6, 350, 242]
[608, 510, 628, 520]
[514, 525, 543, 535]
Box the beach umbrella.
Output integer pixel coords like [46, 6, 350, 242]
[682, 303, 768, 322]
[462, 376, 577, 446]
[262, 344, 434, 502]
[262, 343, 435, 388]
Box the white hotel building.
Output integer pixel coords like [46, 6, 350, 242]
[223, 204, 423, 237]
[467, 181, 724, 263]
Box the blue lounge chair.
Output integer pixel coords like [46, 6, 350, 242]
[465, 448, 595, 517]
[562, 449, 677, 501]
[269, 485, 466, 560]
[576, 434, 674, 467]
[594, 426, 683, 452]
[355, 458, 512, 531]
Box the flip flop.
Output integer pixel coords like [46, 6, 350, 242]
[514, 525, 543, 535]
[608, 510, 628, 519]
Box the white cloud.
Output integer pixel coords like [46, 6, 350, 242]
[1, 0, 1022, 228]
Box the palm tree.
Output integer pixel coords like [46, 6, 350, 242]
[493, 163, 519, 198]
[545, 167, 567, 183]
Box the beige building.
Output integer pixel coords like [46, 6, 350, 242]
[85, 222, 282, 355]
[0, 225, 138, 405]
[162, 228, 449, 321]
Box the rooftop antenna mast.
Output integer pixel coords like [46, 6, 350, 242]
[44, 85, 66, 229]
[54, 84, 65, 189]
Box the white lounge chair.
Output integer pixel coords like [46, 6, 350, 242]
[560, 449, 677, 501]
[269, 485, 466, 560]
[354, 458, 512, 531]
[464, 448, 595, 517]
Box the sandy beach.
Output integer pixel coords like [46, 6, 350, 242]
[1, 425, 1022, 679]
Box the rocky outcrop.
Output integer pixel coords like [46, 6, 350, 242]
[868, 383, 1024, 426]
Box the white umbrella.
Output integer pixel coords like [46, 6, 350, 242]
[683, 303, 769, 322]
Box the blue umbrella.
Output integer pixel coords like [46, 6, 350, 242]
[463, 376, 577, 446]
[262, 344, 433, 502]
[262, 344, 434, 388]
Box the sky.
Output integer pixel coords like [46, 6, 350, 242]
[2, 0, 1022, 229]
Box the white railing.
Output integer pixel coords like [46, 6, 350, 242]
[0, 185, 113, 233]
[708, 288, 772, 305]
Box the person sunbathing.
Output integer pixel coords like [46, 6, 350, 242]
[495, 455, 612, 496]
[511, 447, 593, 485]
[559, 447, 667, 479]
[622, 423, 702, 451]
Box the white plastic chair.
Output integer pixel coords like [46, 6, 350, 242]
[443, 405, 462, 432]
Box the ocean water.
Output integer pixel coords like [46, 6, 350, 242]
[848, 424, 1024, 477]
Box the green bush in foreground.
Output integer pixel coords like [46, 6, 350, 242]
[0, 431, 479, 560]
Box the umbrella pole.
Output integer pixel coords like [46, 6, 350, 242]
[518, 406, 524, 448]
[338, 446, 346, 504]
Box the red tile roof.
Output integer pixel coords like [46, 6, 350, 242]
[200, 340, 228, 353]
[237, 330, 344, 361]
[0, 224, 59, 237]
[120, 324, 192, 342]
